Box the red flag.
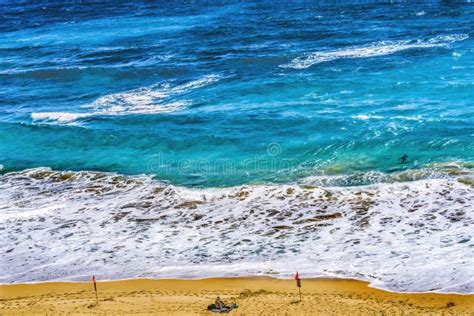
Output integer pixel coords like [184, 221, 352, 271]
[294, 272, 301, 288]
[294, 272, 300, 280]
[294, 271, 302, 301]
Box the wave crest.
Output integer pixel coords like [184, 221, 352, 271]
[31, 75, 222, 124]
[281, 34, 469, 69]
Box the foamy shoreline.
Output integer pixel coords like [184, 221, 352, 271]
[1, 167, 473, 294]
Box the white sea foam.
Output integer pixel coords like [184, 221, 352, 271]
[1, 167, 473, 293]
[87, 74, 220, 115]
[31, 112, 92, 123]
[31, 75, 222, 124]
[281, 34, 469, 69]
[391, 115, 423, 121]
[352, 114, 384, 120]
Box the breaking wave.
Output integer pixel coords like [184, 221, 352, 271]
[30, 75, 222, 124]
[30, 112, 92, 124]
[282, 34, 469, 69]
[1, 167, 473, 293]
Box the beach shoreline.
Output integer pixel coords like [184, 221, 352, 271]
[1, 277, 473, 315]
[3, 168, 473, 294]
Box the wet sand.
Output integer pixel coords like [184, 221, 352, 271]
[1, 277, 473, 315]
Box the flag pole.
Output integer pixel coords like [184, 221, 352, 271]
[294, 271, 302, 302]
[92, 275, 98, 305]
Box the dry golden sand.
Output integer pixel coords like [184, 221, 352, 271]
[1, 277, 473, 315]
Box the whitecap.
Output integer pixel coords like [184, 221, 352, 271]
[31, 112, 91, 123]
[281, 34, 469, 69]
[352, 114, 384, 120]
[31, 74, 222, 124]
[395, 103, 417, 110]
[390, 115, 423, 121]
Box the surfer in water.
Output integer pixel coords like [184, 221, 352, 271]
[398, 154, 409, 164]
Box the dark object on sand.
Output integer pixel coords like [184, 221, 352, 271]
[207, 297, 238, 313]
[294, 271, 302, 301]
[92, 275, 98, 305]
[398, 154, 409, 164]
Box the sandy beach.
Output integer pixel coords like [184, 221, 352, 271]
[1, 277, 473, 315]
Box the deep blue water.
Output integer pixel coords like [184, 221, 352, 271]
[1, 1, 474, 186]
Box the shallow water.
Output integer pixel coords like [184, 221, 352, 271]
[1, 1, 473, 292]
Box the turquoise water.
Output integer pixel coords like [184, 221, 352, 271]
[1, 2, 474, 186]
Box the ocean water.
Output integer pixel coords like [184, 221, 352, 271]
[1, 1, 473, 293]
